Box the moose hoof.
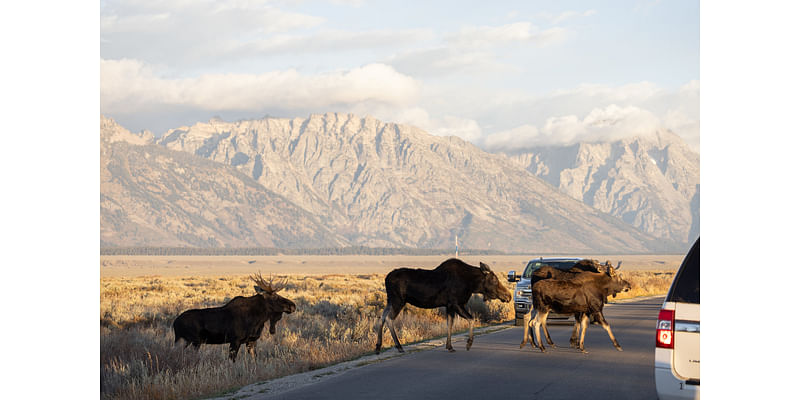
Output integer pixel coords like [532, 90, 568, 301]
[396, 347, 405, 353]
[615, 346, 623, 352]
[447, 347, 456, 352]
[519, 342, 526, 349]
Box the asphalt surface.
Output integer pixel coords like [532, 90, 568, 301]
[241, 296, 664, 400]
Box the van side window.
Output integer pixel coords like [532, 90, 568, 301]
[667, 238, 700, 304]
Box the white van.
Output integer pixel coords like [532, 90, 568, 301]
[655, 237, 700, 400]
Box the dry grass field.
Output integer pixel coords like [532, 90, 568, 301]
[100, 255, 682, 400]
[100, 254, 684, 277]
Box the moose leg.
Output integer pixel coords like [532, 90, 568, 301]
[375, 305, 390, 354]
[229, 342, 242, 362]
[246, 341, 257, 358]
[445, 307, 456, 352]
[541, 316, 556, 348]
[454, 304, 475, 350]
[577, 314, 589, 353]
[594, 312, 623, 351]
[376, 304, 405, 354]
[570, 313, 582, 348]
[528, 322, 538, 349]
[386, 306, 404, 353]
[520, 309, 533, 348]
[522, 310, 539, 349]
[533, 310, 549, 352]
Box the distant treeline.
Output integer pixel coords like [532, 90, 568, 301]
[100, 246, 508, 256]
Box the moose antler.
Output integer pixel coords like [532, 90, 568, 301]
[272, 276, 288, 293]
[250, 272, 288, 294]
[250, 272, 274, 294]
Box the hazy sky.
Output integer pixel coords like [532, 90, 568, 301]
[100, 0, 699, 151]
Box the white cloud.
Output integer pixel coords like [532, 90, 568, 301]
[472, 80, 699, 152]
[445, 22, 567, 48]
[581, 104, 662, 138]
[101, 59, 420, 114]
[659, 80, 700, 150]
[99, 4, 697, 151]
[536, 9, 598, 25]
[388, 47, 513, 77]
[328, 0, 367, 6]
[388, 21, 566, 77]
[101, 1, 323, 36]
[349, 78, 699, 152]
[101, 0, 325, 67]
[430, 116, 483, 142]
[482, 104, 666, 150]
[550, 81, 664, 104]
[482, 124, 540, 152]
[352, 105, 483, 143]
[243, 28, 434, 56]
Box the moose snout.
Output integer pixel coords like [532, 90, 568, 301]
[286, 303, 297, 313]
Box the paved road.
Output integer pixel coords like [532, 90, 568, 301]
[250, 296, 663, 400]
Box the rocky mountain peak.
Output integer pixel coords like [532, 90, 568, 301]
[502, 131, 699, 244]
[102, 113, 675, 252]
[100, 116, 154, 145]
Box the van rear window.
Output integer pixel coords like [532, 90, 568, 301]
[667, 238, 700, 304]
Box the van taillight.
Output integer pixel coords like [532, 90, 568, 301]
[656, 309, 674, 349]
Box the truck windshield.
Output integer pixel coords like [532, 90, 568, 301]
[522, 261, 579, 278]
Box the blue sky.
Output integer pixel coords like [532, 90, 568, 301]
[100, 0, 699, 150]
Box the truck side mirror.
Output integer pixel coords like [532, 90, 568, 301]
[507, 270, 519, 282]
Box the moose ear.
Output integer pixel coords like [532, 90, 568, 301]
[479, 262, 490, 273]
[254, 285, 265, 293]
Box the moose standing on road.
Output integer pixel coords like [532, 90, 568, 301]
[521, 261, 630, 353]
[173, 273, 296, 361]
[376, 258, 512, 354]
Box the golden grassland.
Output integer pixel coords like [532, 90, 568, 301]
[100, 254, 685, 277]
[100, 255, 681, 400]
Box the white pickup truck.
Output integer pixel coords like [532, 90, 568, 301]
[506, 257, 583, 326]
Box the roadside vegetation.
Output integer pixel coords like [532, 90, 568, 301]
[100, 269, 673, 400]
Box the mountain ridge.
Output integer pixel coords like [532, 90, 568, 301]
[100, 116, 348, 248]
[501, 130, 699, 244]
[100, 114, 683, 253]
